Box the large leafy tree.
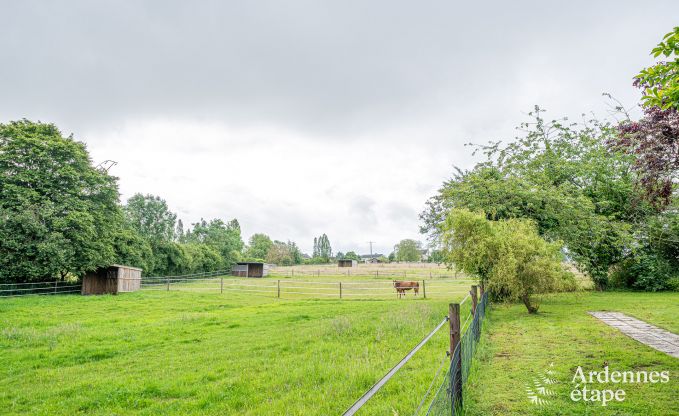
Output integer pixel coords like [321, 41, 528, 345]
[394, 239, 422, 262]
[245, 233, 273, 261]
[422, 108, 650, 289]
[184, 218, 244, 267]
[266, 240, 302, 266]
[123, 194, 177, 243]
[0, 120, 121, 282]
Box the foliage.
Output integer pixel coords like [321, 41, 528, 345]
[123, 194, 177, 244]
[245, 233, 273, 261]
[422, 108, 649, 289]
[441, 209, 574, 313]
[343, 251, 361, 261]
[612, 106, 679, 207]
[427, 249, 444, 264]
[111, 223, 154, 273]
[184, 218, 244, 267]
[181, 243, 223, 273]
[393, 239, 422, 262]
[266, 240, 303, 266]
[312, 234, 332, 261]
[0, 120, 121, 282]
[635, 27, 679, 110]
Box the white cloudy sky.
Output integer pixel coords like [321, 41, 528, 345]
[1, 1, 677, 255]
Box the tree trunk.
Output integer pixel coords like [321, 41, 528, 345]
[521, 293, 538, 314]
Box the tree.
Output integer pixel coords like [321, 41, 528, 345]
[635, 27, 679, 110]
[182, 243, 222, 273]
[266, 240, 302, 266]
[312, 234, 332, 261]
[394, 239, 422, 262]
[421, 108, 648, 289]
[344, 251, 361, 261]
[111, 224, 154, 273]
[246, 233, 273, 261]
[184, 218, 244, 267]
[441, 209, 575, 313]
[123, 194, 177, 244]
[0, 120, 121, 282]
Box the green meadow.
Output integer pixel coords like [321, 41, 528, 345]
[0, 289, 471, 415]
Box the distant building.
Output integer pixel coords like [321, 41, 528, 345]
[231, 262, 269, 278]
[361, 254, 384, 264]
[338, 259, 357, 267]
[82, 264, 142, 295]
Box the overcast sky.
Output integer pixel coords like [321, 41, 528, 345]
[2, 1, 677, 255]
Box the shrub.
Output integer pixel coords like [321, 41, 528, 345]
[441, 209, 575, 313]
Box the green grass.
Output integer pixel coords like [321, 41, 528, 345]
[0, 290, 472, 415]
[464, 292, 679, 416]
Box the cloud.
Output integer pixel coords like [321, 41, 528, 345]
[1, 0, 678, 254]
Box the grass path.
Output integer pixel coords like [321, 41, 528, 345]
[464, 292, 679, 415]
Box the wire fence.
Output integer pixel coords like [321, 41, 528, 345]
[0, 281, 82, 297]
[425, 291, 489, 415]
[140, 277, 474, 300]
[269, 268, 465, 280]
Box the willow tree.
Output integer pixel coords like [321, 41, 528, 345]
[441, 209, 575, 313]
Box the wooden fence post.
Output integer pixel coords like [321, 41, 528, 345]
[54, 280, 58, 294]
[166, 279, 170, 291]
[220, 277, 224, 294]
[449, 303, 462, 407]
[470, 285, 478, 316]
[277, 280, 281, 298]
[339, 282, 342, 299]
[422, 280, 426, 299]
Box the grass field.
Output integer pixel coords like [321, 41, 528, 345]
[464, 292, 679, 416]
[0, 289, 473, 415]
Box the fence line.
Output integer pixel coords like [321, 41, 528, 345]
[139, 277, 473, 300]
[342, 316, 451, 416]
[0, 281, 83, 297]
[341, 292, 474, 415]
[425, 290, 489, 415]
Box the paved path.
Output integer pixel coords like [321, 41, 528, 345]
[589, 312, 679, 359]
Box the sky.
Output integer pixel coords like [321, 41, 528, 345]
[2, 1, 678, 256]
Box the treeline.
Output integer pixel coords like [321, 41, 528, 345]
[423, 27, 679, 293]
[0, 120, 281, 283]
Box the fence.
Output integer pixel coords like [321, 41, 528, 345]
[269, 268, 464, 280]
[0, 281, 83, 297]
[342, 284, 489, 415]
[426, 289, 489, 415]
[139, 276, 475, 300]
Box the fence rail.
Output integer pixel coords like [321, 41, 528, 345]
[341, 285, 488, 415]
[426, 289, 489, 415]
[140, 277, 473, 300]
[0, 281, 82, 297]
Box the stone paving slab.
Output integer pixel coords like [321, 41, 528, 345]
[589, 311, 679, 359]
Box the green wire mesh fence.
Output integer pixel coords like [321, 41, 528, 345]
[426, 292, 489, 415]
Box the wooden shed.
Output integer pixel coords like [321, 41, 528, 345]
[231, 262, 268, 278]
[81, 264, 143, 295]
[338, 259, 358, 267]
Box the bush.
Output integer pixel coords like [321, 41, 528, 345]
[610, 252, 676, 291]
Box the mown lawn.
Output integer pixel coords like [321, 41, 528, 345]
[0, 290, 471, 415]
[464, 292, 679, 416]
